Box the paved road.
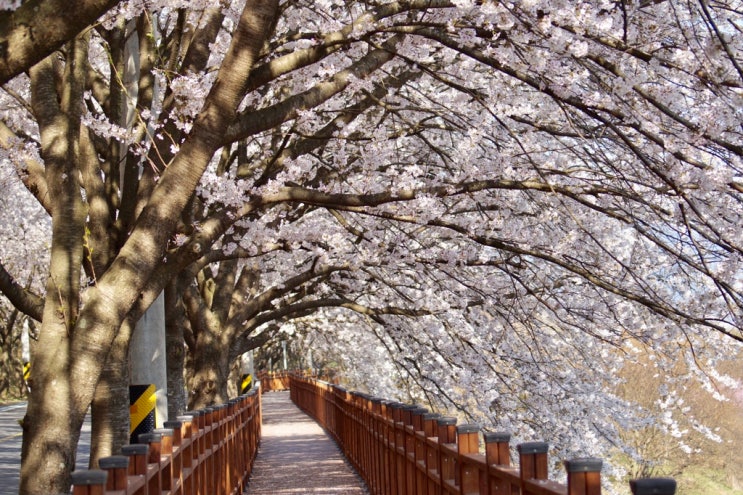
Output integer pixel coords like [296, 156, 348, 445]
[0, 403, 90, 495]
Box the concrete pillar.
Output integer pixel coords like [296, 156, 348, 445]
[239, 351, 254, 394]
[240, 351, 254, 376]
[130, 292, 168, 427]
[282, 341, 288, 370]
[21, 319, 30, 363]
[122, 17, 167, 428]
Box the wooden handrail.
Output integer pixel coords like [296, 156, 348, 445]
[70, 387, 261, 495]
[288, 373, 676, 495]
[256, 371, 291, 392]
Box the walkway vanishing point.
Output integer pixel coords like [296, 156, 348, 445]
[246, 390, 367, 494]
[69, 372, 677, 495]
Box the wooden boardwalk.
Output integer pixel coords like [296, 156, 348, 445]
[245, 390, 368, 494]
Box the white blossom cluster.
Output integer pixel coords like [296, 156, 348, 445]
[1, 0, 742, 491]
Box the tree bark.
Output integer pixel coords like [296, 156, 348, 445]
[21, 34, 88, 495]
[188, 338, 230, 409]
[165, 278, 188, 418]
[0, 0, 123, 84]
[89, 318, 132, 468]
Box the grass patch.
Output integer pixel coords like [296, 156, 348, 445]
[677, 465, 743, 495]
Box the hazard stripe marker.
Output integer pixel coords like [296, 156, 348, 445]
[129, 384, 156, 443]
[240, 373, 253, 394]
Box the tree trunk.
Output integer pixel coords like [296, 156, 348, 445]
[18, 3, 280, 492]
[21, 35, 88, 495]
[165, 279, 188, 418]
[188, 340, 230, 409]
[89, 319, 133, 467]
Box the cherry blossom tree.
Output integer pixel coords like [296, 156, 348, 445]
[0, 1, 741, 494]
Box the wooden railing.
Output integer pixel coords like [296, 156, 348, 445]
[256, 370, 291, 392]
[70, 387, 261, 495]
[289, 374, 677, 495]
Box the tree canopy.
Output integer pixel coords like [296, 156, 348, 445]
[0, 0, 741, 493]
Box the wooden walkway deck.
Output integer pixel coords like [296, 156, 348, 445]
[245, 390, 368, 494]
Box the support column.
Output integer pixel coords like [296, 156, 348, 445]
[130, 292, 168, 427]
[239, 351, 254, 394]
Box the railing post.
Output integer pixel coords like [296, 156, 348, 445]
[390, 402, 407, 495]
[165, 420, 184, 495]
[438, 416, 457, 492]
[422, 412, 440, 495]
[484, 432, 511, 495]
[177, 414, 196, 495]
[630, 478, 677, 494]
[411, 407, 430, 495]
[565, 458, 602, 495]
[517, 442, 549, 483]
[98, 455, 129, 491]
[402, 404, 421, 495]
[370, 396, 384, 494]
[185, 409, 205, 495]
[71, 470, 108, 495]
[204, 406, 217, 495]
[381, 400, 396, 495]
[213, 404, 226, 495]
[155, 427, 175, 494]
[139, 431, 163, 495]
[484, 432, 510, 467]
[122, 443, 149, 480]
[457, 424, 480, 495]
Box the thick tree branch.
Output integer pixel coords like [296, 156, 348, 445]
[0, 0, 123, 84]
[222, 35, 402, 145]
[0, 261, 44, 321]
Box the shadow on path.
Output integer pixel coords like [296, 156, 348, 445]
[245, 391, 368, 495]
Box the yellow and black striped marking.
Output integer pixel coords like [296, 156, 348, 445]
[240, 373, 253, 394]
[129, 384, 156, 443]
[22, 361, 30, 384]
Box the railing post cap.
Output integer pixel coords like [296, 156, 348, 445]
[484, 431, 511, 443]
[138, 432, 162, 444]
[71, 470, 108, 486]
[153, 428, 173, 437]
[630, 478, 677, 495]
[457, 424, 480, 434]
[98, 455, 130, 469]
[164, 420, 183, 429]
[176, 415, 194, 423]
[517, 441, 549, 454]
[121, 444, 149, 455]
[184, 409, 204, 417]
[437, 416, 458, 426]
[564, 457, 603, 473]
[422, 412, 440, 421]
